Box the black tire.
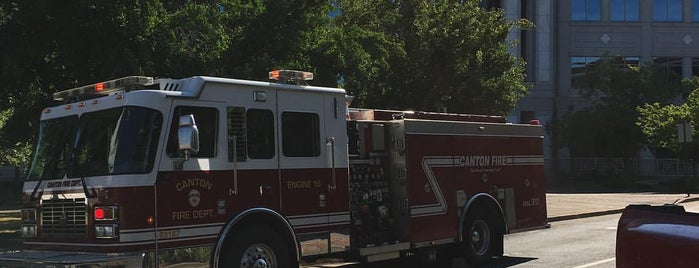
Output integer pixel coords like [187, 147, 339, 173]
[219, 225, 296, 268]
[416, 246, 455, 268]
[462, 206, 503, 265]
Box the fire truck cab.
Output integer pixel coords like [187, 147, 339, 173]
[1, 71, 547, 267]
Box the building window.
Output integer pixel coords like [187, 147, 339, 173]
[282, 112, 320, 157]
[653, 57, 683, 81]
[571, 56, 600, 89]
[611, 0, 639, 21]
[571, 56, 640, 90]
[572, 0, 601, 21]
[614, 56, 640, 67]
[693, 58, 699, 76]
[694, 0, 699, 21]
[653, 0, 682, 21]
[481, 0, 502, 9]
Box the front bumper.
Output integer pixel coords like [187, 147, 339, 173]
[0, 250, 145, 267]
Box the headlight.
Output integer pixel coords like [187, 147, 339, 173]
[21, 224, 37, 238]
[95, 224, 119, 239]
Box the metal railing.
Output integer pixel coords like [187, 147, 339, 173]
[556, 158, 697, 178]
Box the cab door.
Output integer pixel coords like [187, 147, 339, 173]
[277, 90, 330, 233]
[225, 88, 280, 211]
[154, 100, 227, 253]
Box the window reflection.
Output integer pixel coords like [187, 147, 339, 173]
[611, 0, 639, 21]
[694, 0, 699, 21]
[572, 0, 601, 21]
[571, 56, 640, 90]
[571, 56, 600, 89]
[653, 57, 683, 82]
[654, 0, 682, 21]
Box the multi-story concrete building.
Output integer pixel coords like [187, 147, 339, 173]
[497, 0, 699, 178]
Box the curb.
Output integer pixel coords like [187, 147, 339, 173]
[548, 209, 624, 222]
[548, 196, 699, 222]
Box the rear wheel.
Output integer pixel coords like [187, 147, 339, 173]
[220, 226, 295, 268]
[462, 206, 502, 264]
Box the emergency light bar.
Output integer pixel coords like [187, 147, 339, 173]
[53, 76, 155, 102]
[269, 70, 313, 83]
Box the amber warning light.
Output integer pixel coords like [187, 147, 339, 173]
[269, 70, 313, 82]
[53, 76, 154, 102]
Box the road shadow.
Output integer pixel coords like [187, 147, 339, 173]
[487, 256, 539, 267]
[390, 256, 539, 268]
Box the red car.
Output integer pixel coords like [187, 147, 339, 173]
[616, 204, 699, 268]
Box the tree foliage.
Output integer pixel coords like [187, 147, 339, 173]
[554, 56, 686, 158]
[0, 0, 528, 168]
[333, 0, 531, 114]
[637, 77, 699, 157]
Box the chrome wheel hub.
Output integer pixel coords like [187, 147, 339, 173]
[470, 220, 491, 255]
[241, 243, 277, 268]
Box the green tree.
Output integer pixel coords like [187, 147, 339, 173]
[554, 56, 686, 158]
[0, 0, 530, 168]
[0, 1, 233, 167]
[637, 77, 699, 157]
[332, 0, 531, 115]
[219, 0, 335, 82]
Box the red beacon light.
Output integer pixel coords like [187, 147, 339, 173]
[529, 119, 541, 125]
[52, 76, 154, 102]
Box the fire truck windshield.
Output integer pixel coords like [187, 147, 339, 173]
[27, 106, 163, 181]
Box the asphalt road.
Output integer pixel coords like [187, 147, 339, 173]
[499, 214, 618, 268]
[3, 202, 698, 267]
[303, 213, 620, 268]
[304, 202, 699, 268]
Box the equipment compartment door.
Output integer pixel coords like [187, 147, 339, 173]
[405, 133, 458, 243]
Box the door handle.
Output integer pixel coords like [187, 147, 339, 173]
[259, 185, 271, 196]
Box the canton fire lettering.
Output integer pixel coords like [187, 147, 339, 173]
[459, 155, 508, 167]
[176, 178, 213, 192]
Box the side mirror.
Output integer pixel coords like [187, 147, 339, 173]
[178, 114, 199, 160]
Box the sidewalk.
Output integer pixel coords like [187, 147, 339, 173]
[546, 192, 699, 222]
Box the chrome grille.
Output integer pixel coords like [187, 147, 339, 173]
[41, 197, 88, 236]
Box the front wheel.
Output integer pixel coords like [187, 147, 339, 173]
[219, 226, 295, 268]
[462, 207, 502, 264]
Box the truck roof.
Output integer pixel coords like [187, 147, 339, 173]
[53, 75, 346, 103]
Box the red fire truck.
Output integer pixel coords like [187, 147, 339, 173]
[0, 71, 547, 267]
